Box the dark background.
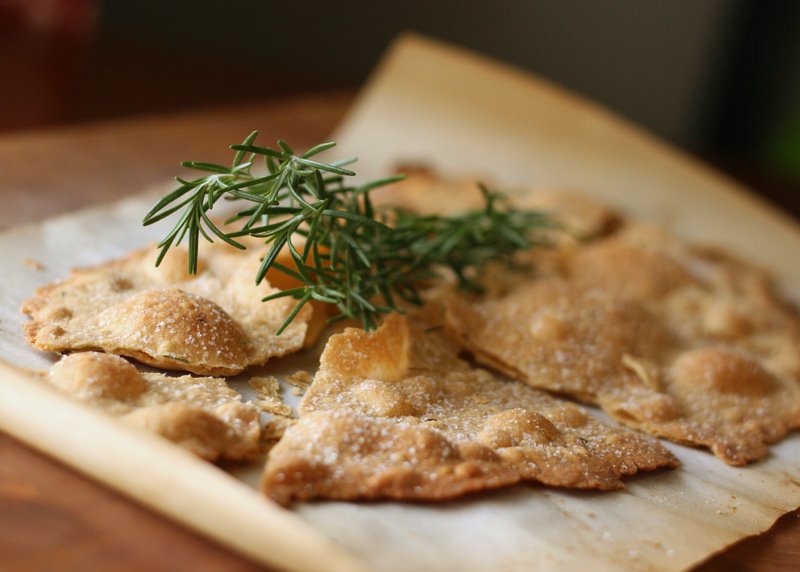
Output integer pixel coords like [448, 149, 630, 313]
[2, 0, 799, 216]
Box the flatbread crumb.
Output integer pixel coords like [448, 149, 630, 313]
[286, 370, 313, 388]
[249, 375, 294, 418]
[22, 257, 45, 271]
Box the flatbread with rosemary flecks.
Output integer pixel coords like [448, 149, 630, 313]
[261, 312, 677, 505]
[42, 352, 261, 461]
[445, 224, 800, 465]
[22, 243, 315, 376]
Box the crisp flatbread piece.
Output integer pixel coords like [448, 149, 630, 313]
[446, 225, 800, 465]
[22, 244, 313, 375]
[262, 313, 677, 505]
[572, 225, 800, 381]
[42, 352, 261, 461]
[376, 168, 619, 239]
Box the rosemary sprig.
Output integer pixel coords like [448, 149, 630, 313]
[143, 132, 551, 332]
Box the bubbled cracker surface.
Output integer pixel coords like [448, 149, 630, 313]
[21, 244, 312, 375]
[262, 313, 677, 505]
[43, 352, 260, 461]
[446, 224, 800, 465]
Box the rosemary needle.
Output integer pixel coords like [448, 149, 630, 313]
[143, 131, 552, 332]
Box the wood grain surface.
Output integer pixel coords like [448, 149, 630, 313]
[0, 90, 798, 572]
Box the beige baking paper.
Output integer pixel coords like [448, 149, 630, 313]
[1, 33, 799, 572]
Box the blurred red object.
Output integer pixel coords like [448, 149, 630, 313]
[1, 0, 97, 37]
[0, 0, 98, 131]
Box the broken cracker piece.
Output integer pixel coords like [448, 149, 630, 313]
[286, 370, 313, 388]
[285, 370, 313, 397]
[22, 245, 313, 375]
[43, 352, 260, 461]
[446, 228, 800, 465]
[262, 313, 677, 504]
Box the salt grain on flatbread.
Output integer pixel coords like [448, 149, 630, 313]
[262, 313, 677, 505]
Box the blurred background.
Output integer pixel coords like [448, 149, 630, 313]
[1, 0, 799, 216]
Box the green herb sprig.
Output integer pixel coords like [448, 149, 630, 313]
[143, 132, 551, 333]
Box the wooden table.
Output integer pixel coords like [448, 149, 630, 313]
[1, 91, 798, 571]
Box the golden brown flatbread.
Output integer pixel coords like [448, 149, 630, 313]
[446, 225, 800, 465]
[262, 313, 677, 505]
[22, 244, 314, 375]
[376, 167, 619, 239]
[43, 352, 260, 461]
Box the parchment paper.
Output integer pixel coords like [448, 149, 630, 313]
[2, 33, 800, 572]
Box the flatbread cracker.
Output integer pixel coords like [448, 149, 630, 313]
[377, 168, 619, 239]
[262, 313, 677, 505]
[22, 244, 313, 375]
[446, 226, 800, 465]
[42, 352, 260, 461]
